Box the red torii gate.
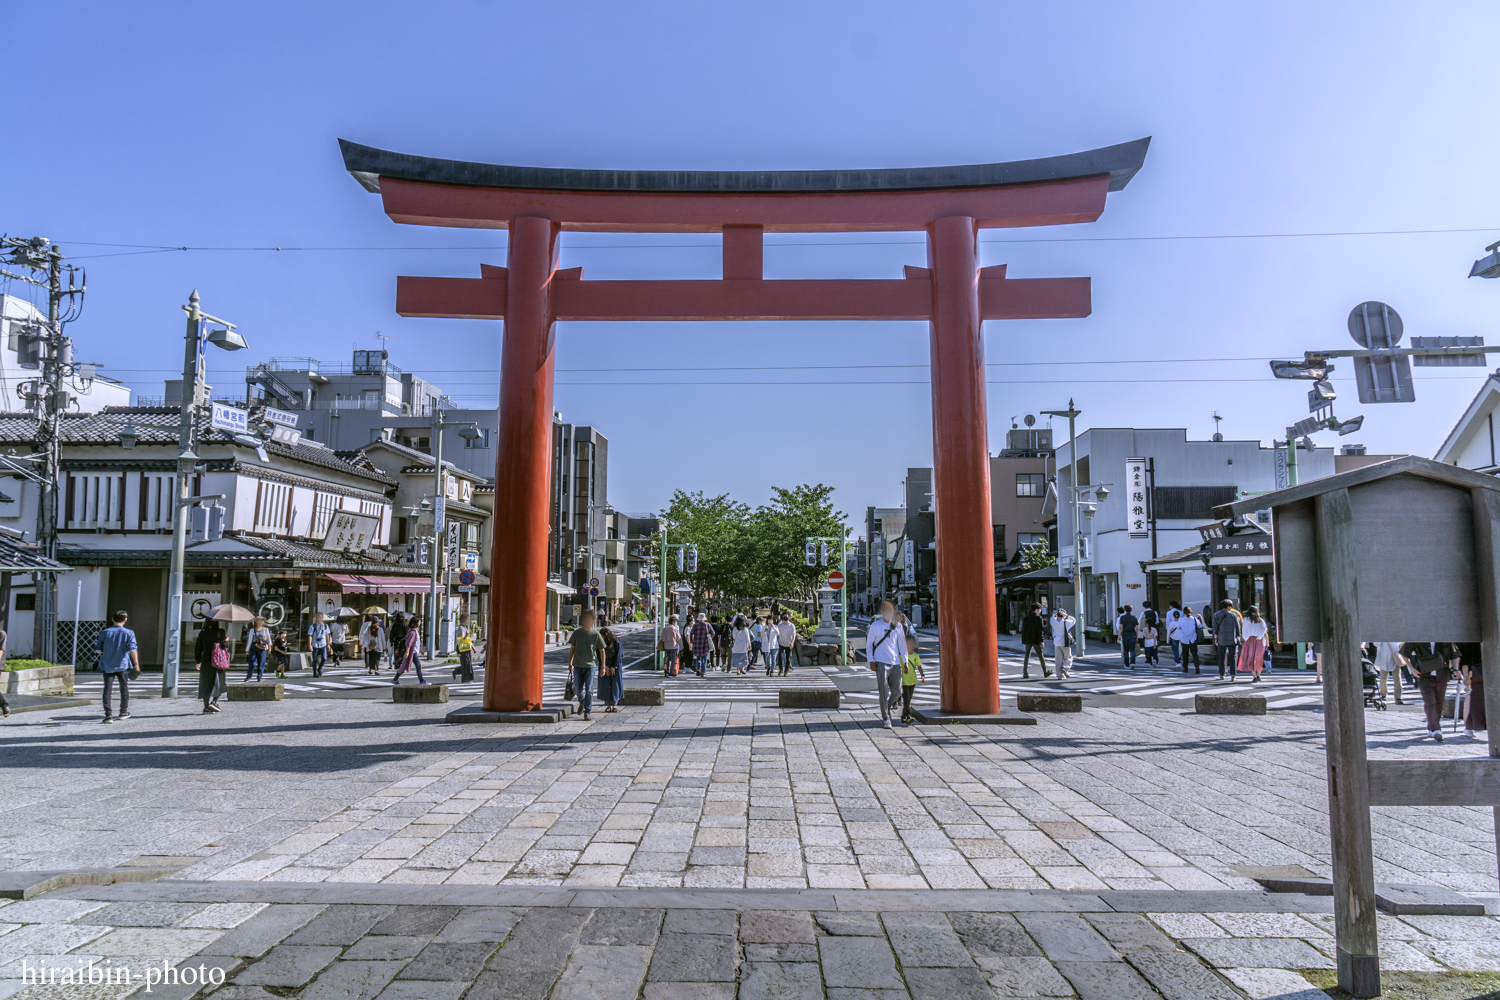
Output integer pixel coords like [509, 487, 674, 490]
[340, 137, 1150, 717]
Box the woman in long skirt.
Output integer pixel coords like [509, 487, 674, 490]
[1237, 605, 1269, 683]
[729, 615, 752, 674]
[599, 627, 624, 712]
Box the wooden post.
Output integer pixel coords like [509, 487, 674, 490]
[1315, 488, 1380, 998]
[1469, 488, 1500, 893]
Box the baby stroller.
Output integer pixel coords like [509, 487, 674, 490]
[1362, 651, 1386, 710]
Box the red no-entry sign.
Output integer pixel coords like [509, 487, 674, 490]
[826, 571, 845, 590]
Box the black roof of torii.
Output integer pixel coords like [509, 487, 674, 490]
[339, 137, 1152, 196]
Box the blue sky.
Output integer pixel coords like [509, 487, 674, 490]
[4, 2, 1499, 521]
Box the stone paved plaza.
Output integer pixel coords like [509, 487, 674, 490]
[1, 696, 1496, 997]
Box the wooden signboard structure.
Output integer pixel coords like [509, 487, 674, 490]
[1217, 456, 1500, 999]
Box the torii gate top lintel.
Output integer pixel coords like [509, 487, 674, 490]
[339, 137, 1150, 233]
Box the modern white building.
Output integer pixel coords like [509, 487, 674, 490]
[1053, 427, 1336, 634]
[0, 294, 131, 412]
[1435, 368, 1500, 473]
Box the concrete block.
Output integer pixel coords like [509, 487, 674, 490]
[1374, 883, 1487, 916]
[5, 663, 73, 695]
[228, 683, 283, 701]
[621, 687, 665, 706]
[392, 684, 448, 704]
[1016, 691, 1082, 713]
[1194, 691, 1266, 715]
[778, 688, 839, 709]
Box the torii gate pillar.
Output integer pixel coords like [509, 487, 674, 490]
[486, 217, 558, 711]
[929, 216, 1000, 714]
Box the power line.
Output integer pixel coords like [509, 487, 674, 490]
[59, 224, 1500, 258]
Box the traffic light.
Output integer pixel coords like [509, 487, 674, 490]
[685, 547, 698, 574]
[676, 548, 684, 572]
[819, 541, 829, 566]
[805, 541, 818, 566]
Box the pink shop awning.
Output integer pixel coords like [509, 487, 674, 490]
[326, 573, 432, 595]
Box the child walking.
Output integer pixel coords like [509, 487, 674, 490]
[900, 634, 925, 725]
[1141, 619, 1159, 666]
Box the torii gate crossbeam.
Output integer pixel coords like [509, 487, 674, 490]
[340, 137, 1150, 717]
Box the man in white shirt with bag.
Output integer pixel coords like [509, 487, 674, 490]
[866, 600, 908, 729]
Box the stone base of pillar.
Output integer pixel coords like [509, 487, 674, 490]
[445, 702, 576, 724]
[910, 705, 1037, 725]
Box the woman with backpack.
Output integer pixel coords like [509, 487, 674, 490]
[599, 627, 624, 712]
[393, 616, 425, 686]
[452, 614, 475, 682]
[196, 624, 232, 715]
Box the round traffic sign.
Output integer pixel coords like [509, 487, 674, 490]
[589, 577, 601, 588]
[458, 569, 475, 586]
[826, 570, 845, 590]
[589, 587, 600, 597]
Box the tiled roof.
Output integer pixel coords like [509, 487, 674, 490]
[235, 535, 431, 573]
[356, 438, 487, 481]
[0, 408, 395, 486]
[0, 535, 68, 573]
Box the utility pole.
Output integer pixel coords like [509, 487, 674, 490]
[1043, 401, 1086, 654]
[163, 291, 246, 696]
[1, 237, 86, 664]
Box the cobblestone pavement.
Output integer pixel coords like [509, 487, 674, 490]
[3, 693, 1497, 996]
[3, 883, 1498, 999]
[4, 698, 1494, 894]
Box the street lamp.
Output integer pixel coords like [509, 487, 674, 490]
[163, 290, 244, 698]
[1470, 241, 1500, 279]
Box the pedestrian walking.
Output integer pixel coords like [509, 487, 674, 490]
[1116, 604, 1139, 668]
[360, 614, 387, 674]
[715, 616, 733, 671]
[392, 618, 426, 687]
[1140, 600, 1160, 653]
[1165, 601, 1184, 665]
[0, 623, 9, 719]
[1211, 599, 1242, 681]
[1458, 642, 1485, 739]
[688, 613, 716, 677]
[659, 615, 682, 676]
[196, 624, 231, 715]
[1140, 617, 1159, 666]
[1371, 640, 1405, 704]
[307, 613, 330, 677]
[599, 626, 623, 712]
[244, 616, 271, 682]
[775, 612, 797, 676]
[750, 615, 766, 669]
[1401, 642, 1458, 742]
[729, 615, 752, 674]
[452, 614, 475, 682]
[900, 632, 926, 725]
[1177, 606, 1202, 673]
[1238, 606, 1269, 682]
[328, 616, 348, 668]
[96, 610, 139, 723]
[1049, 607, 1076, 679]
[1020, 604, 1048, 678]
[867, 600, 906, 729]
[271, 629, 291, 677]
[388, 613, 409, 672]
[569, 609, 605, 720]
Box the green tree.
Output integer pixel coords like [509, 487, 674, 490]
[748, 484, 848, 606]
[1020, 541, 1056, 571]
[659, 490, 754, 608]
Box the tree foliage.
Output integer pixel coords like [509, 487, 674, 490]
[657, 483, 848, 609]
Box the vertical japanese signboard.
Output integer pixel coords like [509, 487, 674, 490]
[1126, 457, 1149, 537]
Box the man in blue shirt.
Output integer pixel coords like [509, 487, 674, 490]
[96, 610, 139, 723]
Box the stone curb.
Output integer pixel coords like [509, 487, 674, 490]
[0, 867, 179, 900]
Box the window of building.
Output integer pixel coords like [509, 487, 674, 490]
[312, 492, 339, 539]
[14, 594, 34, 611]
[1015, 473, 1046, 497]
[1016, 533, 1045, 548]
